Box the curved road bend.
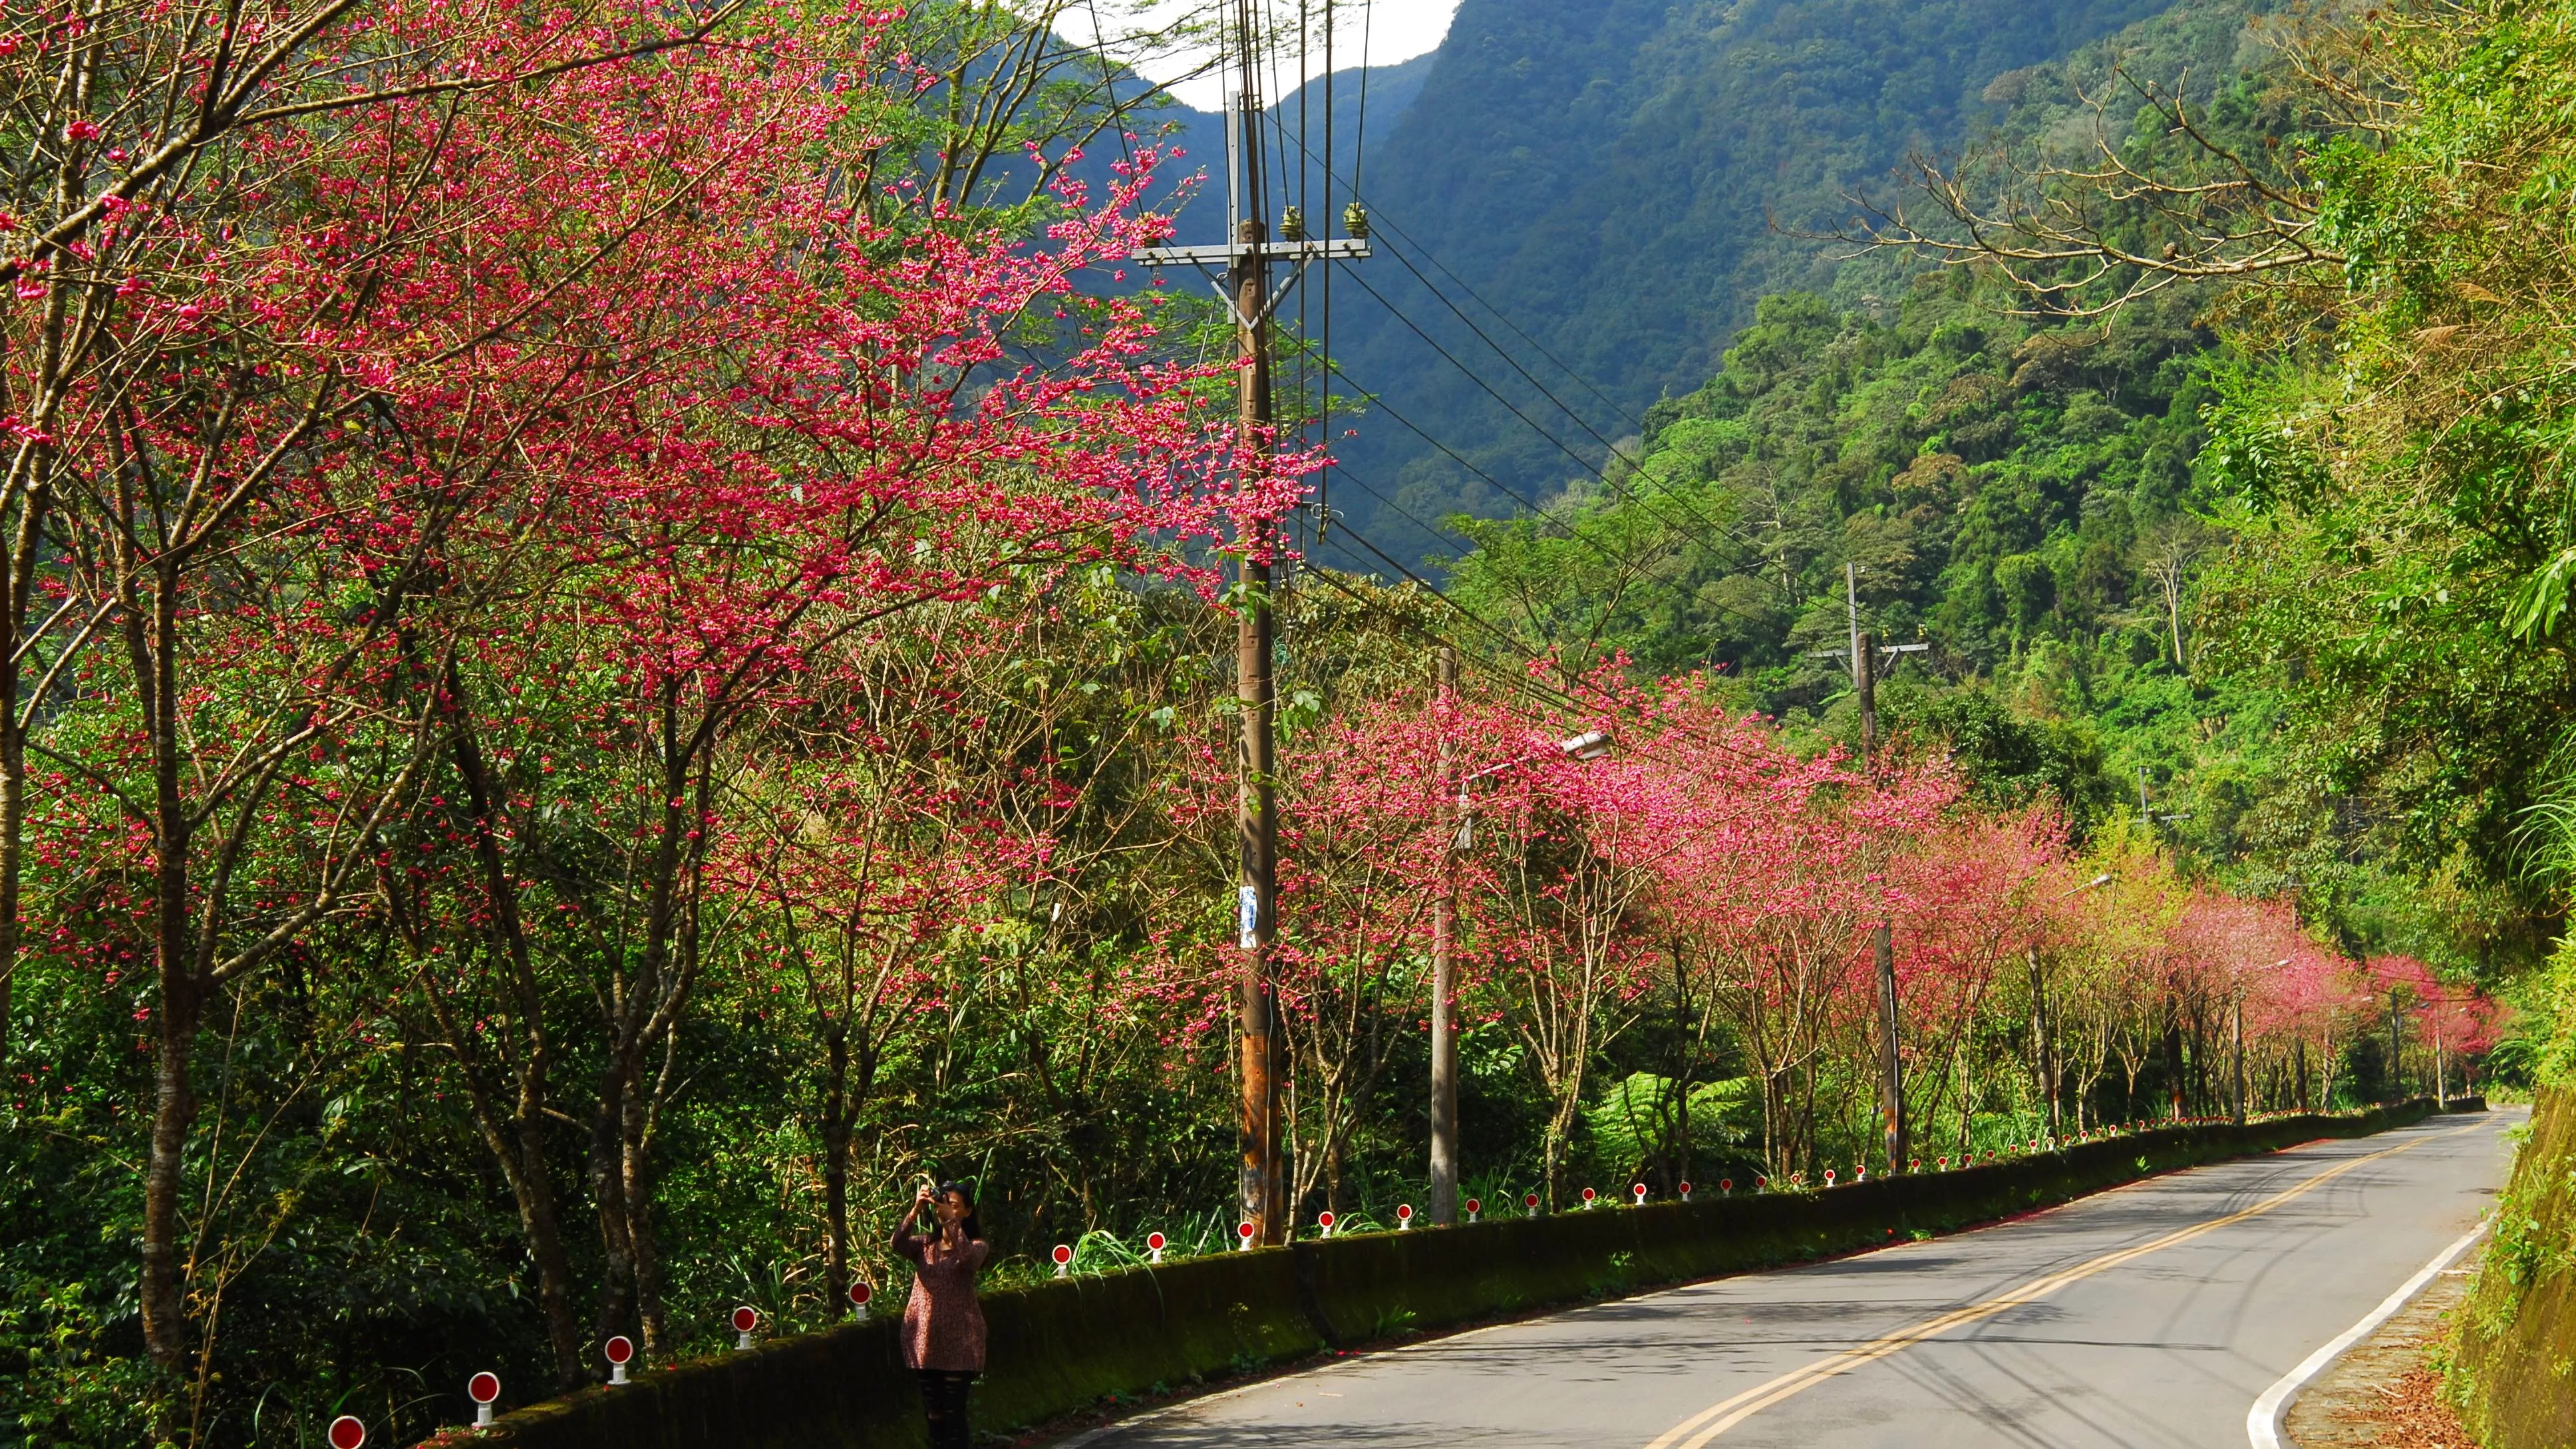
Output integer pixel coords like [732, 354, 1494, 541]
[1077, 1111, 2521, 1449]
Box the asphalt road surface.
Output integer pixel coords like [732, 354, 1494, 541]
[1080, 1111, 2520, 1449]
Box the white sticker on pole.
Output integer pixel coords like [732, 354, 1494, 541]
[1237, 886, 1259, 948]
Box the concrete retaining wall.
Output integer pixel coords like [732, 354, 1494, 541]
[476, 1100, 2438, 1449]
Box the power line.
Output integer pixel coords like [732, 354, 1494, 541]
[1301, 524, 1780, 774]
[1257, 120, 1644, 441]
[1322, 387, 1786, 638]
[1241, 121, 1772, 572]
[1381, 229, 1646, 433]
[1343, 251, 1613, 490]
[1378, 240, 1635, 461]
[1340, 261, 1763, 564]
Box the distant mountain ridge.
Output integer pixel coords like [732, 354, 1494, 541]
[1292, 0, 2193, 569]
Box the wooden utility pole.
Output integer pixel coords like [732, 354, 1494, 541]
[2388, 989, 2403, 1103]
[1846, 564, 1871, 764]
[1132, 37, 1370, 1247]
[2230, 990, 2247, 1124]
[1430, 645, 1460, 1224]
[1838, 564, 1910, 1171]
[1857, 631, 1879, 762]
[1232, 199, 1283, 1245]
[1875, 922, 1903, 1172]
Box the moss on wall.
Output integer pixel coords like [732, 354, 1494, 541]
[477, 1101, 2435, 1449]
[2458, 1086, 2576, 1449]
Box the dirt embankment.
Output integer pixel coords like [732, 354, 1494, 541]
[2287, 1263, 2476, 1448]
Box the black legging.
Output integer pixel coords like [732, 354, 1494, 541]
[917, 1369, 977, 1449]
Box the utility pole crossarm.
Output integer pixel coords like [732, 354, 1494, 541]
[1129, 238, 1372, 265]
[1139, 238, 1372, 331]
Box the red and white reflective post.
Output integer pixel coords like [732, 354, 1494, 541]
[732, 1306, 760, 1351]
[1464, 1198, 1481, 1223]
[1051, 1244, 1073, 1278]
[850, 1281, 873, 1321]
[468, 1372, 501, 1428]
[603, 1335, 635, 1386]
[1146, 1231, 1167, 1264]
[1396, 1204, 1414, 1231]
[328, 1416, 367, 1449]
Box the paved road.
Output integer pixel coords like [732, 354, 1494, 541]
[1082, 1112, 2520, 1449]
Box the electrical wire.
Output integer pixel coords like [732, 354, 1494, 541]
[1080, 0, 1139, 178]
[1359, 212, 1645, 433]
[1341, 248, 1763, 563]
[1243, 118, 1766, 567]
[1304, 520, 1782, 773]
[1321, 375, 1806, 639]
[1236, 117, 1782, 569]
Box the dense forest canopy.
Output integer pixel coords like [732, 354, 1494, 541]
[0, 1, 2561, 1447]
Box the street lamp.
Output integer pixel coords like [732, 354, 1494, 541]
[2231, 957, 2293, 1124]
[2029, 873, 2110, 1140]
[1430, 726, 1612, 1223]
[1452, 731, 1613, 850]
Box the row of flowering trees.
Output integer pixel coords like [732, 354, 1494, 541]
[1207, 667, 2501, 1204]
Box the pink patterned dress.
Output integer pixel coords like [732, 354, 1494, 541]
[892, 1228, 990, 1372]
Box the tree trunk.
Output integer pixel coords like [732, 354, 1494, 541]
[822, 1023, 853, 1312]
[141, 979, 204, 1372]
[446, 693, 585, 1386]
[138, 561, 198, 1373]
[589, 1060, 639, 1358]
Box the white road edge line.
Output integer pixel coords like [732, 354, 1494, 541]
[2245, 1217, 2489, 1449]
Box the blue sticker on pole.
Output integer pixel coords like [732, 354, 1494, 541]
[1238, 886, 1259, 947]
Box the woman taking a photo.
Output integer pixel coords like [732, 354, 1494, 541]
[892, 1180, 989, 1449]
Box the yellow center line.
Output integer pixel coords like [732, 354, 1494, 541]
[1641, 1122, 2484, 1449]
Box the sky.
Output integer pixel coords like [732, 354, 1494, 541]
[1062, 0, 1463, 110]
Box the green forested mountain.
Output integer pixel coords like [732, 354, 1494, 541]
[1307, 0, 2255, 565]
[1435, 0, 2549, 977]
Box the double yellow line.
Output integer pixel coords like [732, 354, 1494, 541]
[1641, 1123, 2480, 1449]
